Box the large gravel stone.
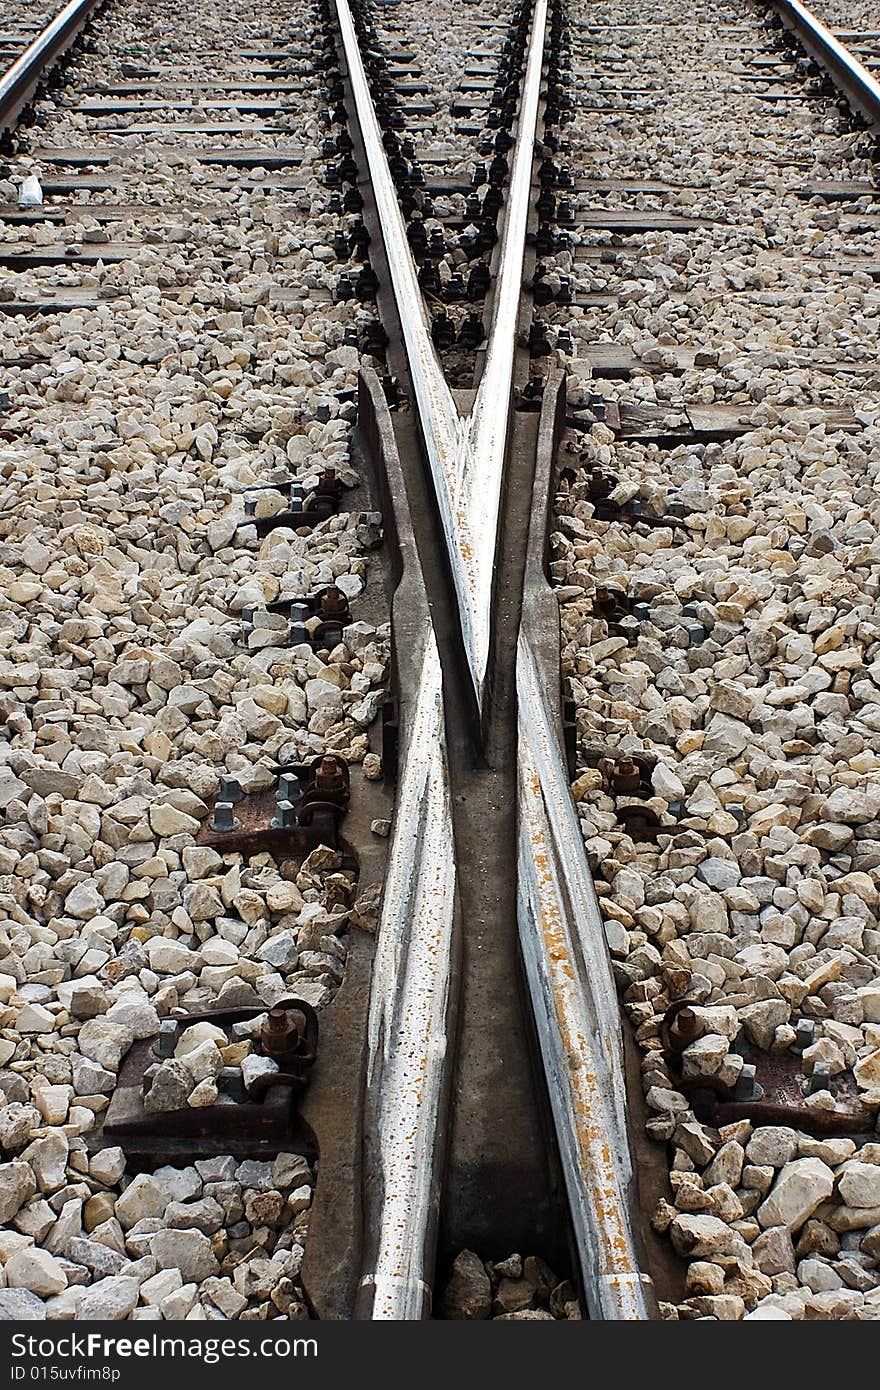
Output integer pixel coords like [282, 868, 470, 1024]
[0, 1289, 47, 1320]
[151, 1229, 218, 1283]
[0, 1161, 36, 1221]
[75, 1276, 140, 1321]
[5, 1247, 68, 1296]
[437, 1250, 492, 1319]
[758, 1158, 836, 1231]
[837, 1161, 880, 1210]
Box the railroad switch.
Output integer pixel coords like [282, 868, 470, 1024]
[98, 1000, 319, 1164]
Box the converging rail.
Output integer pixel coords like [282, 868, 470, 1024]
[333, 0, 653, 1320]
[3, 0, 878, 1331]
[0, 0, 105, 138]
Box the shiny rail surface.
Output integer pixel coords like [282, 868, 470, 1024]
[361, 632, 455, 1320]
[460, 0, 548, 710]
[0, 0, 105, 138]
[515, 373, 653, 1320]
[334, 0, 547, 713]
[335, 0, 653, 1319]
[516, 639, 652, 1319]
[767, 0, 880, 124]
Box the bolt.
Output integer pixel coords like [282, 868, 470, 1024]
[212, 802, 235, 832]
[314, 755, 347, 797]
[667, 1006, 701, 1050]
[278, 773, 303, 805]
[155, 1019, 179, 1060]
[141, 1062, 160, 1097]
[807, 1060, 832, 1095]
[735, 1063, 762, 1102]
[217, 1067, 246, 1104]
[271, 800, 298, 829]
[261, 1005, 302, 1062]
[588, 470, 614, 501]
[318, 585, 348, 618]
[219, 776, 244, 804]
[611, 757, 642, 796]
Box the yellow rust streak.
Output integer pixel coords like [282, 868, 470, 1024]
[522, 756, 640, 1283]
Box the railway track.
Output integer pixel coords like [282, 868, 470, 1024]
[0, 0, 879, 1326]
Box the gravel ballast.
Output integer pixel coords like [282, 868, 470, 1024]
[549, 0, 880, 1321]
[0, 0, 388, 1321]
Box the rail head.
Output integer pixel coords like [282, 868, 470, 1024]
[333, 0, 549, 717]
[515, 372, 657, 1320]
[766, 0, 880, 127]
[0, 0, 106, 140]
[351, 372, 457, 1322]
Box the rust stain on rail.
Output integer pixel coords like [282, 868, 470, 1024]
[522, 751, 642, 1285]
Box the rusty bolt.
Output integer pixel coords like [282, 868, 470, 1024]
[318, 585, 348, 618]
[611, 757, 642, 796]
[313, 755, 347, 797]
[261, 1005, 302, 1063]
[588, 470, 613, 501]
[317, 469, 339, 495]
[662, 1002, 705, 1057]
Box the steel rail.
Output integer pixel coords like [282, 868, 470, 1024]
[767, 0, 880, 125]
[335, 0, 655, 1320]
[464, 0, 548, 662]
[333, 0, 484, 707]
[0, 0, 106, 139]
[360, 632, 455, 1320]
[516, 636, 652, 1320]
[334, 0, 548, 714]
